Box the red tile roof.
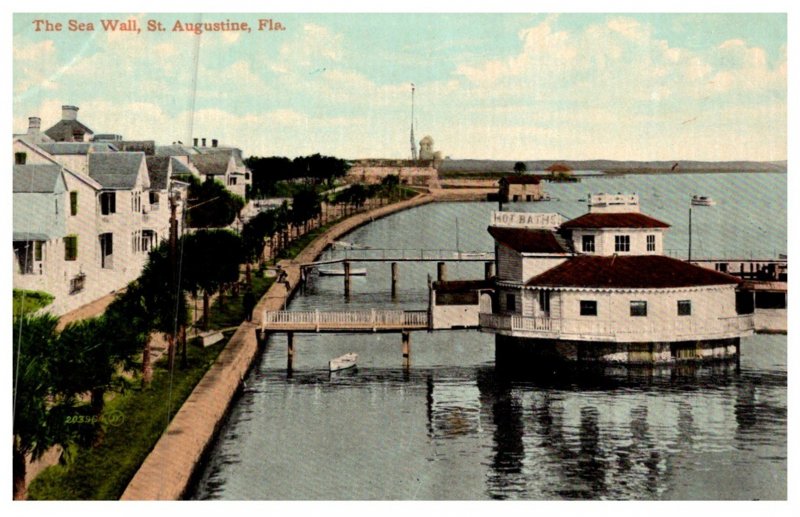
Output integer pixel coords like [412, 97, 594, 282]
[488, 226, 570, 254]
[561, 212, 670, 229]
[501, 175, 543, 185]
[526, 255, 741, 289]
[432, 279, 495, 293]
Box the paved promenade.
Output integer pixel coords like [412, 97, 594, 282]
[120, 192, 434, 500]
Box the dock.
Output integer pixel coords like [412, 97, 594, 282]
[260, 309, 429, 369]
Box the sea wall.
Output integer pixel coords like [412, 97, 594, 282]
[120, 192, 434, 500]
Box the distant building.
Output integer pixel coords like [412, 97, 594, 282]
[418, 135, 442, 164]
[478, 193, 755, 365]
[498, 175, 545, 202]
[347, 159, 437, 186]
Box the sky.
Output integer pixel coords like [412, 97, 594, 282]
[11, 11, 789, 161]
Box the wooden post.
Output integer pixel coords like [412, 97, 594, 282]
[287, 331, 295, 371]
[437, 262, 447, 282]
[344, 261, 351, 297]
[402, 330, 411, 367]
[484, 261, 495, 279]
[391, 262, 399, 298]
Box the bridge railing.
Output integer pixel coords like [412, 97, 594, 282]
[262, 309, 429, 329]
[325, 248, 494, 262]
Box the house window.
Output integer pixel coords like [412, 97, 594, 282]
[70, 191, 78, 215]
[149, 191, 160, 206]
[615, 235, 630, 252]
[630, 300, 647, 316]
[229, 177, 238, 185]
[15, 152, 26, 165]
[582, 235, 595, 253]
[64, 235, 78, 261]
[34, 241, 43, 261]
[99, 233, 113, 269]
[647, 234, 656, 252]
[538, 290, 550, 314]
[678, 300, 692, 316]
[245, 172, 250, 180]
[100, 192, 116, 215]
[580, 300, 598, 316]
[13, 242, 34, 274]
[69, 273, 85, 294]
[506, 293, 517, 313]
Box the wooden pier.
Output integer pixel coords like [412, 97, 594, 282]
[260, 309, 430, 369]
[262, 309, 429, 333]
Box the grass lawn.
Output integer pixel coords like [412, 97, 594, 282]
[206, 275, 273, 330]
[26, 337, 229, 500]
[13, 289, 54, 316]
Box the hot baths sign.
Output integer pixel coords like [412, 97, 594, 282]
[491, 211, 562, 229]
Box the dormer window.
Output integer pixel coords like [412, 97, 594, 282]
[647, 234, 656, 252]
[614, 235, 630, 253]
[582, 235, 595, 253]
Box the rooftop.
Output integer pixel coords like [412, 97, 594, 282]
[44, 119, 94, 142]
[526, 255, 741, 289]
[37, 142, 119, 155]
[488, 226, 571, 254]
[560, 212, 670, 229]
[189, 153, 232, 175]
[432, 279, 495, 293]
[501, 175, 543, 185]
[88, 152, 147, 189]
[145, 156, 171, 190]
[13, 164, 64, 193]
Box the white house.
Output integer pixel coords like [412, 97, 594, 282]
[13, 138, 108, 315]
[480, 194, 754, 365]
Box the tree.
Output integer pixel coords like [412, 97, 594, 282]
[182, 230, 244, 329]
[290, 186, 321, 234]
[103, 281, 153, 384]
[514, 161, 527, 173]
[185, 176, 245, 228]
[12, 314, 97, 498]
[241, 209, 277, 282]
[244, 156, 293, 198]
[136, 244, 190, 369]
[380, 174, 401, 201]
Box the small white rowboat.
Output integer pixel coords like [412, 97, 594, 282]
[329, 352, 358, 372]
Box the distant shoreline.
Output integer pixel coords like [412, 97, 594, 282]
[435, 158, 786, 177]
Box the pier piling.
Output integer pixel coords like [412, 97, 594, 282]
[391, 262, 399, 298]
[287, 331, 295, 371]
[344, 261, 351, 297]
[402, 330, 411, 367]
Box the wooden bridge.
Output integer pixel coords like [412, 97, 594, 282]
[261, 309, 429, 333]
[259, 309, 430, 369]
[301, 248, 494, 267]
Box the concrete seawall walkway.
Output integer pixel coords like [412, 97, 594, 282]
[120, 192, 434, 500]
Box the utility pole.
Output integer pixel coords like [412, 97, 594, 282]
[410, 83, 418, 161]
[168, 190, 179, 371]
[688, 207, 692, 263]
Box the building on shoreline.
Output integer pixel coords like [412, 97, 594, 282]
[498, 175, 546, 202]
[12, 105, 251, 316]
[346, 158, 438, 186]
[477, 193, 755, 365]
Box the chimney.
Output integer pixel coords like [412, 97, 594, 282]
[212, 139, 218, 148]
[193, 138, 198, 147]
[202, 138, 207, 147]
[27, 117, 41, 135]
[62, 105, 79, 121]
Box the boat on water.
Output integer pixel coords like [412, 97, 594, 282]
[333, 240, 370, 250]
[318, 267, 367, 276]
[329, 352, 358, 372]
[692, 195, 716, 206]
